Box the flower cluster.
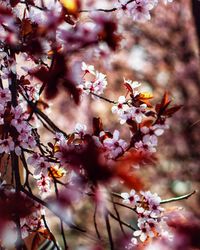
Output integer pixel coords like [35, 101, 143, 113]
[79, 62, 108, 97]
[103, 130, 127, 158]
[121, 189, 164, 244]
[111, 80, 148, 124]
[0, 88, 36, 156]
[20, 204, 45, 239]
[135, 124, 168, 153]
[27, 153, 50, 176]
[36, 174, 51, 196]
[115, 0, 173, 22]
[27, 152, 67, 197]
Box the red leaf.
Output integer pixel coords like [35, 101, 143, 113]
[93, 117, 103, 136]
[164, 105, 183, 117]
[30, 53, 80, 104]
[124, 82, 133, 94]
[126, 119, 138, 134]
[115, 150, 156, 190]
[161, 91, 170, 107]
[140, 119, 154, 128]
[155, 91, 171, 116]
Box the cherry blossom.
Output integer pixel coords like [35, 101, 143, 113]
[140, 190, 164, 217]
[79, 64, 108, 97]
[81, 62, 95, 75]
[75, 123, 87, 135]
[28, 156, 51, 176]
[121, 189, 165, 244]
[0, 137, 15, 154]
[132, 104, 147, 123]
[20, 208, 44, 239]
[130, 1, 152, 22]
[103, 130, 127, 158]
[27, 153, 41, 166]
[54, 139, 76, 166]
[135, 136, 157, 153]
[136, 206, 151, 219]
[117, 104, 147, 124]
[36, 174, 51, 197]
[121, 189, 140, 206]
[134, 220, 155, 242]
[11, 105, 28, 133]
[111, 96, 127, 115]
[91, 71, 108, 96]
[124, 79, 141, 93]
[0, 87, 11, 105]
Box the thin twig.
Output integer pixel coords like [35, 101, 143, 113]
[42, 215, 60, 250]
[21, 186, 86, 233]
[93, 204, 101, 240]
[80, 0, 135, 13]
[113, 201, 135, 212]
[49, 169, 68, 250]
[105, 212, 114, 250]
[111, 196, 126, 236]
[20, 151, 33, 194]
[88, 90, 117, 104]
[161, 190, 196, 204]
[108, 210, 136, 231]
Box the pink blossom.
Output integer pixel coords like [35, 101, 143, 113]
[141, 124, 166, 147]
[0, 137, 14, 154]
[140, 191, 164, 217]
[134, 220, 154, 242]
[132, 104, 147, 123]
[20, 209, 44, 239]
[136, 206, 151, 219]
[81, 62, 95, 75]
[0, 88, 11, 105]
[27, 153, 41, 166]
[130, 1, 152, 22]
[36, 174, 51, 196]
[54, 141, 76, 166]
[81, 69, 108, 96]
[116, 103, 147, 124]
[11, 105, 27, 133]
[121, 189, 140, 206]
[135, 137, 157, 153]
[75, 123, 87, 135]
[33, 158, 50, 176]
[27, 154, 50, 176]
[103, 130, 127, 158]
[111, 96, 127, 115]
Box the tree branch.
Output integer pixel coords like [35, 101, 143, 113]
[161, 190, 196, 204]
